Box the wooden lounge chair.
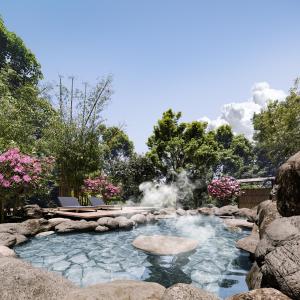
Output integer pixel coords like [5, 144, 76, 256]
[57, 197, 97, 212]
[90, 196, 122, 210]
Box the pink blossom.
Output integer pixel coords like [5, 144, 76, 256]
[22, 175, 32, 182]
[12, 175, 22, 183]
[2, 180, 10, 188]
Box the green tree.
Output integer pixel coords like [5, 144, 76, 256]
[147, 109, 219, 179]
[253, 83, 300, 168]
[0, 17, 42, 91]
[109, 154, 158, 201]
[44, 76, 113, 197]
[0, 58, 56, 154]
[99, 125, 134, 162]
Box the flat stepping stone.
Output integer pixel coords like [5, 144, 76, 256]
[132, 235, 198, 256]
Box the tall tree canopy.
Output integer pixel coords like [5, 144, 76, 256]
[253, 84, 300, 168]
[0, 17, 42, 91]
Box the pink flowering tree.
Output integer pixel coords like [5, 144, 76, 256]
[0, 148, 54, 222]
[82, 175, 121, 202]
[207, 176, 240, 206]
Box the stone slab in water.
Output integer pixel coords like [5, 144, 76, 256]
[132, 235, 198, 255]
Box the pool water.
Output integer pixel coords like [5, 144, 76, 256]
[15, 215, 251, 298]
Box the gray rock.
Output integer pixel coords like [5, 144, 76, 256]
[162, 283, 220, 300]
[97, 217, 119, 229]
[215, 205, 239, 216]
[15, 234, 28, 245]
[187, 210, 198, 216]
[257, 200, 281, 238]
[63, 279, 165, 300]
[255, 216, 300, 299]
[55, 220, 98, 233]
[159, 208, 176, 215]
[114, 216, 135, 229]
[236, 224, 259, 255]
[0, 219, 51, 237]
[130, 214, 146, 224]
[146, 213, 156, 223]
[234, 208, 257, 222]
[0, 256, 75, 300]
[18, 218, 52, 236]
[246, 262, 263, 289]
[48, 218, 70, 227]
[226, 288, 291, 300]
[95, 225, 110, 232]
[198, 206, 219, 215]
[0, 246, 16, 257]
[276, 151, 300, 217]
[36, 231, 55, 237]
[23, 204, 44, 219]
[176, 208, 187, 216]
[0, 232, 16, 247]
[223, 218, 254, 230]
[132, 235, 198, 255]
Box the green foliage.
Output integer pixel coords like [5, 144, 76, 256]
[0, 67, 57, 155]
[0, 17, 42, 91]
[109, 154, 158, 201]
[99, 124, 134, 171]
[147, 109, 219, 179]
[43, 76, 113, 197]
[253, 85, 300, 168]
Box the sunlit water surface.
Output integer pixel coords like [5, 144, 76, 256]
[15, 215, 251, 298]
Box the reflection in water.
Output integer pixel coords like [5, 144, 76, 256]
[143, 254, 193, 287]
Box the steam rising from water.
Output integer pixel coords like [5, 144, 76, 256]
[139, 170, 196, 208]
[174, 215, 215, 243]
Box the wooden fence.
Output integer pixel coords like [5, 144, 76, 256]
[238, 188, 272, 209]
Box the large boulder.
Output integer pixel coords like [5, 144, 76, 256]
[226, 288, 291, 300]
[55, 220, 98, 233]
[255, 216, 300, 299]
[97, 217, 119, 229]
[276, 151, 300, 217]
[234, 208, 257, 222]
[215, 205, 239, 216]
[0, 218, 51, 237]
[236, 224, 259, 255]
[0, 256, 75, 300]
[246, 262, 263, 289]
[130, 214, 147, 224]
[95, 225, 110, 232]
[15, 234, 28, 245]
[162, 283, 220, 300]
[223, 218, 254, 230]
[114, 216, 135, 229]
[176, 208, 187, 216]
[0, 232, 16, 247]
[132, 235, 198, 255]
[198, 207, 219, 215]
[48, 218, 70, 227]
[18, 218, 52, 235]
[23, 204, 44, 219]
[257, 200, 281, 238]
[63, 280, 165, 300]
[0, 246, 16, 257]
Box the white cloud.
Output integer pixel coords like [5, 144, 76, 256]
[200, 82, 286, 140]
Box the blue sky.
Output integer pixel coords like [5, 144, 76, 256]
[1, 0, 300, 152]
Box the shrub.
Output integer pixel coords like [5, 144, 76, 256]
[82, 175, 121, 202]
[0, 148, 54, 222]
[207, 176, 240, 206]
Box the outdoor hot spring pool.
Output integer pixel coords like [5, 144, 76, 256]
[15, 215, 251, 298]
